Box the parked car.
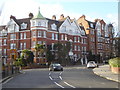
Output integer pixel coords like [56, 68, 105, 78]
[49, 63, 63, 71]
[87, 61, 98, 68]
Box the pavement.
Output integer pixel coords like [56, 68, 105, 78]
[0, 71, 23, 84]
[93, 64, 120, 83]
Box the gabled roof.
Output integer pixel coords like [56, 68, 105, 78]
[9, 15, 31, 31]
[17, 18, 31, 30]
[87, 20, 96, 29]
[79, 25, 87, 36]
[10, 15, 20, 25]
[46, 18, 63, 31]
[0, 25, 6, 31]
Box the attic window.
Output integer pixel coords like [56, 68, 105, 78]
[21, 23, 27, 29]
[81, 30, 85, 35]
[90, 23, 93, 28]
[51, 23, 57, 30]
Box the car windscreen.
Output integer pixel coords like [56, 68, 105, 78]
[53, 64, 61, 67]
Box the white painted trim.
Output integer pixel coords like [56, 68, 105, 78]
[31, 27, 48, 30]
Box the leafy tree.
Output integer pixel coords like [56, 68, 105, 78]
[22, 49, 34, 65]
[14, 58, 23, 66]
[35, 44, 46, 64]
[62, 42, 71, 65]
[46, 48, 55, 65]
[53, 42, 71, 65]
[54, 43, 63, 64]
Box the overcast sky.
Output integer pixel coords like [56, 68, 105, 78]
[0, 0, 118, 33]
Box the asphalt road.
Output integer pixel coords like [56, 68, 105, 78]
[2, 66, 119, 88]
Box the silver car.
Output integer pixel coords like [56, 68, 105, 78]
[49, 63, 63, 71]
[87, 61, 98, 68]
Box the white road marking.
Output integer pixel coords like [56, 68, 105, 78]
[64, 81, 76, 88]
[88, 86, 92, 88]
[49, 76, 53, 80]
[59, 76, 63, 80]
[101, 82, 105, 85]
[60, 72, 62, 75]
[49, 72, 51, 76]
[54, 82, 64, 88]
[2, 77, 13, 84]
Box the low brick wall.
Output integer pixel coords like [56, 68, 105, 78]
[111, 67, 120, 74]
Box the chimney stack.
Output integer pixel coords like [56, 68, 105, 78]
[60, 14, 64, 19]
[29, 13, 34, 19]
[52, 15, 56, 20]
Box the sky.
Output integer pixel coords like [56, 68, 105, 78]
[0, 0, 119, 33]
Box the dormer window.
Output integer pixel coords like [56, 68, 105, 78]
[81, 30, 85, 35]
[51, 23, 57, 30]
[21, 23, 27, 29]
[90, 23, 93, 28]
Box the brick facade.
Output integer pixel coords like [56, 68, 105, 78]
[0, 10, 113, 65]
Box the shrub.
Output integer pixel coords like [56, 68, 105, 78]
[109, 57, 120, 67]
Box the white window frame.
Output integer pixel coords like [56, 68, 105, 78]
[74, 37, 76, 42]
[10, 34, 16, 40]
[24, 42, 26, 49]
[61, 34, 64, 40]
[21, 23, 27, 29]
[90, 23, 93, 28]
[51, 23, 57, 30]
[10, 43, 16, 49]
[3, 49, 6, 55]
[24, 33, 26, 39]
[52, 33, 54, 40]
[52, 43, 54, 50]
[32, 31, 36, 37]
[74, 45, 77, 51]
[55, 34, 58, 40]
[65, 35, 67, 41]
[84, 47, 86, 52]
[78, 46, 80, 51]
[43, 31, 46, 38]
[20, 43, 23, 50]
[102, 24, 104, 30]
[4, 39, 7, 45]
[38, 31, 42, 37]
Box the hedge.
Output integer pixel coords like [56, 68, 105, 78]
[109, 57, 120, 67]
